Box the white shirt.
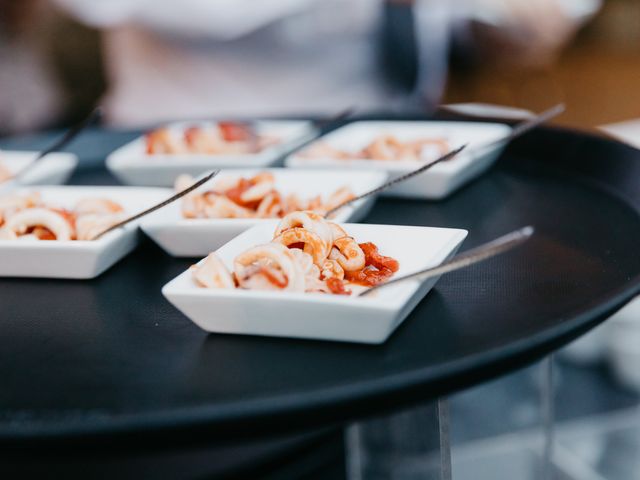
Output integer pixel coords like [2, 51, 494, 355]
[55, 0, 597, 127]
[55, 0, 452, 127]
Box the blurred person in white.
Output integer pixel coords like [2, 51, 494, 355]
[0, 0, 63, 135]
[53, 0, 599, 128]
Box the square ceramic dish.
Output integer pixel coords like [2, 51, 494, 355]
[285, 121, 512, 199]
[0, 186, 168, 279]
[0, 151, 77, 190]
[162, 222, 467, 344]
[106, 120, 315, 186]
[141, 168, 388, 257]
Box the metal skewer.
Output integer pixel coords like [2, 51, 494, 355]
[325, 104, 565, 217]
[10, 106, 103, 184]
[359, 226, 534, 296]
[91, 170, 219, 240]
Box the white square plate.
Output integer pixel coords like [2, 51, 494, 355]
[141, 168, 388, 257]
[162, 222, 467, 344]
[0, 186, 168, 278]
[0, 151, 77, 190]
[107, 120, 315, 186]
[285, 121, 512, 199]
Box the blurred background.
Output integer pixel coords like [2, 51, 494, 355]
[2, 0, 638, 134]
[2, 1, 640, 478]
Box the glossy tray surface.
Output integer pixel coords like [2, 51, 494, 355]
[1, 123, 640, 445]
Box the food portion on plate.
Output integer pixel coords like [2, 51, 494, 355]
[145, 122, 279, 156]
[0, 191, 125, 241]
[175, 171, 355, 220]
[107, 120, 315, 186]
[0, 186, 169, 279]
[163, 222, 467, 343]
[140, 169, 386, 257]
[0, 151, 78, 189]
[300, 134, 450, 162]
[285, 121, 512, 199]
[191, 211, 399, 296]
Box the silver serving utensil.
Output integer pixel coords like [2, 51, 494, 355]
[358, 226, 534, 297]
[10, 106, 103, 184]
[91, 170, 219, 240]
[325, 104, 564, 217]
[270, 107, 355, 166]
[324, 144, 467, 217]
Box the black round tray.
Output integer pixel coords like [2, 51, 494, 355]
[2, 123, 640, 449]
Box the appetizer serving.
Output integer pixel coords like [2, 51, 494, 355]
[0, 186, 167, 278]
[192, 211, 399, 296]
[145, 122, 278, 156]
[141, 169, 387, 257]
[162, 220, 467, 343]
[300, 134, 450, 163]
[0, 192, 124, 241]
[107, 120, 314, 186]
[175, 171, 354, 220]
[286, 121, 512, 199]
[0, 151, 77, 189]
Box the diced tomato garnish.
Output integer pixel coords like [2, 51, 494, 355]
[29, 226, 56, 241]
[183, 126, 200, 147]
[326, 277, 351, 295]
[224, 178, 259, 209]
[345, 266, 395, 286]
[360, 242, 399, 272]
[258, 266, 288, 289]
[218, 122, 255, 142]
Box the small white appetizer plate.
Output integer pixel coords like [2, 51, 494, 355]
[162, 222, 467, 344]
[0, 186, 168, 279]
[0, 151, 77, 190]
[285, 121, 512, 200]
[141, 168, 388, 257]
[107, 120, 315, 186]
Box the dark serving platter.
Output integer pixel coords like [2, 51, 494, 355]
[2, 120, 640, 450]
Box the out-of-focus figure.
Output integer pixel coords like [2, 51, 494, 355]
[54, 0, 599, 127]
[0, 0, 63, 135]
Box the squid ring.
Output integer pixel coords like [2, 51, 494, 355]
[274, 211, 332, 256]
[75, 214, 124, 241]
[255, 192, 282, 218]
[329, 236, 365, 272]
[74, 198, 123, 216]
[3, 208, 73, 240]
[321, 258, 344, 280]
[191, 253, 235, 289]
[274, 211, 331, 238]
[234, 243, 304, 292]
[273, 227, 329, 266]
[203, 195, 254, 218]
[327, 222, 347, 243]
